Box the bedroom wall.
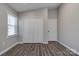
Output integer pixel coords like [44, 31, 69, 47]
[58, 3, 79, 53]
[19, 8, 47, 43]
[0, 3, 18, 53]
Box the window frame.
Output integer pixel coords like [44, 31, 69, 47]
[7, 12, 17, 38]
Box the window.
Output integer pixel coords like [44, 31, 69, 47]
[8, 14, 17, 36]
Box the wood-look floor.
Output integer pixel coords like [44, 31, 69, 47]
[2, 41, 78, 56]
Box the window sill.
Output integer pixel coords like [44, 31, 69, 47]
[7, 34, 17, 39]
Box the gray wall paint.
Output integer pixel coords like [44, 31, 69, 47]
[58, 4, 79, 52]
[42, 8, 48, 43]
[48, 9, 57, 20]
[19, 10, 43, 43]
[19, 8, 48, 43]
[0, 4, 18, 53]
[19, 8, 58, 43]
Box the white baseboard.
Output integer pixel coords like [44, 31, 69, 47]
[22, 42, 43, 44]
[19, 42, 48, 44]
[48, 40, 57, 41]
[48, 39, 57, 41]
[17, 42, 24, 44]
[0, 42, 18, 55]
[43, 42, 48, 44]
[58, 41, 79, 55]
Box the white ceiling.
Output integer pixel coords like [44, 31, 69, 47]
[8, 3, 60, 12]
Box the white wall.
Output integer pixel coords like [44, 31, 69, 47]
[48, 9, 57, 41]
[19, 9, 46, 43]
[0, 4, 18, 53]
[42, 8, 48, 43]
[19, 8, 58, 43]
[48, 9, 57, 20]
[58, 4, 79, 53]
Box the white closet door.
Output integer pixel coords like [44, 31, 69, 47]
[23, 19, 43, 43]
[48, 20, 57, 41]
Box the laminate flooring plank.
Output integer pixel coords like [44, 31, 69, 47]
[2, 41, 78, 56]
